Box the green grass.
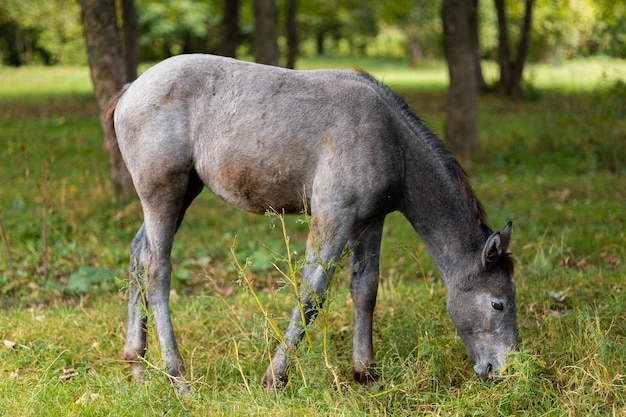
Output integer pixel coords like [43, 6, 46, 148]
[1, 57, 625, 415]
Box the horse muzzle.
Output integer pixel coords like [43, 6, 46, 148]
[474, 354, 508, 380]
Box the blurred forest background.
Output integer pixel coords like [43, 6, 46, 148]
[2, 0, 624, 199]
[1, 0, 624, 68]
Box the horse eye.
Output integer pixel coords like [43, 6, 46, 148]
[491, 301, 504, 311]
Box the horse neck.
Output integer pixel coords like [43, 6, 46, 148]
[398, 124, 491, 282]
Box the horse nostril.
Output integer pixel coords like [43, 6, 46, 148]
[486, 363, 494, 379]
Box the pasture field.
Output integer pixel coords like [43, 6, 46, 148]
[0, 58, 625, 416]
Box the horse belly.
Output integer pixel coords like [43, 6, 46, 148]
[198, 157, 312, 215]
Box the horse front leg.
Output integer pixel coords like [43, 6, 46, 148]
[262, 220, 349, 389]
[349, 219, 384, 384]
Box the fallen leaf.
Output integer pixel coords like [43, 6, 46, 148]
[59, 366, 79, 382]
[548, 290, 569, 302]
[75, 392, 100, 405]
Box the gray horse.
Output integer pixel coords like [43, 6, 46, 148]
[105, 54, 517, 389]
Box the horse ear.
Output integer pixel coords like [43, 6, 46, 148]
[500, 221, 512, 251]
[482, 222, 512, 268]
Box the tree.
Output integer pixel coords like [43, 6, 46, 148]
[0, 0, 86, 65]
[253, 0, 279, 65]
[122, 0, 139, 81]
[79, 0, 134, 199]
[379, 0, 440, 65]
[494, 0, 534, 97]
[138, 0, 215, 60]
[286, 0, 299, 69]
[441, 0, 479, 160]
[469, 0, 488, 91]
[217, 0, 239, 58]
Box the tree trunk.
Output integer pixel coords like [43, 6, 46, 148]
[494, 0, 512, 95]
[316, 33, 325, 55]
[406, 24, 424, 66]
[494, 0, 534, 97]
[253, 0, 279, 66]
[218, 0, 240, 58]
[514, 0, 534, 93]
[441, 0, 479, 161]
[469, 0, 488, 92]
[79, 0, 134, 199]
[122, 0, 139, 82]
[286, 0, 299, 69]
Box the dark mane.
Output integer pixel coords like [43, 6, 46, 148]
[353, 69, 491, 237]
[500, 250, 516, 277]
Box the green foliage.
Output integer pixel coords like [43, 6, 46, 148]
[137, 0, 222, 60]
[0, 58, 625, 415]
[296, 0, 381, 58]
[0, 0, 85, 65]
[1, 0, 625, 66]
[377, 0, 442, 60]
[67, 266, 117, 294]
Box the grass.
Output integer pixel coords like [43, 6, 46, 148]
[1, 57, 625, 415]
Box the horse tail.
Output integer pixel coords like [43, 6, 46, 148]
[103, 84, 136, 198]
[103, 84, 131, 145]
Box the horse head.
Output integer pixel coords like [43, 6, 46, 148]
[446, 222, 517, 379]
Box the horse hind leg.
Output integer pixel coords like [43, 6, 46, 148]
[123, 169, 203, 387]
[124, 223, 150, 380]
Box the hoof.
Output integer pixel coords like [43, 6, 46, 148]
[353, 366, 378, 386]
[169, 375, 191, 393]
[164, 364, 189, 391]
[261, 369, 288, 390]
[128, 361, 145, 380]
